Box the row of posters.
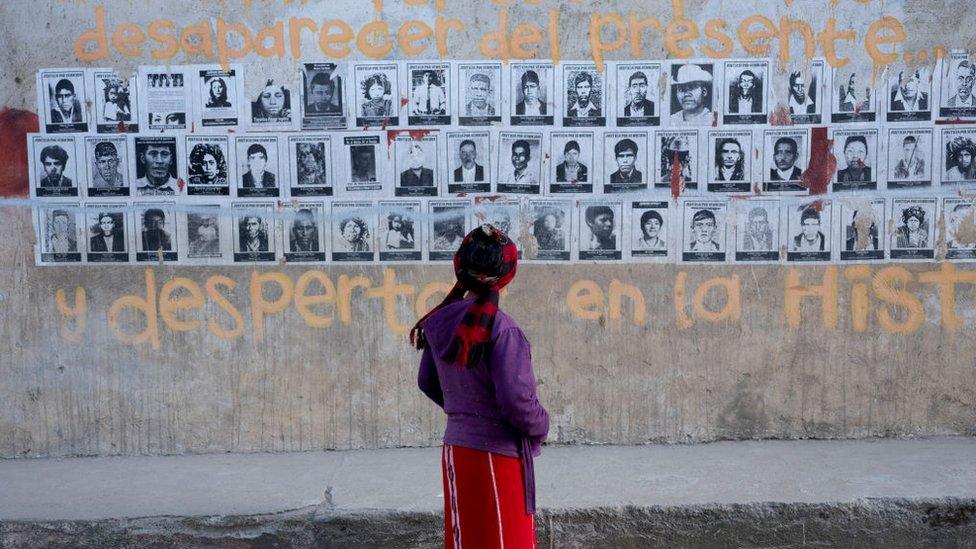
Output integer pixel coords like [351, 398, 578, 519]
[35, 52, 976, 135]
[32, 195, 976, 266]
[27, 124, 976, 200]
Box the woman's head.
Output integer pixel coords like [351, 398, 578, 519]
[902, 206, 925, 229]
[362, 73, 391, 100]
[256, 80, 289, 116]
[454, 224, 518, 294]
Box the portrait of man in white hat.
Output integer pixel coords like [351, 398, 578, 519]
[670, 63, 714, 125]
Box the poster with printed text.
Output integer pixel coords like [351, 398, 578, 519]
[35, 204, 83, 264]
[92, 68, 138, 133]
[579, 200, 623, 261]
[85, 203, 129, 263]
[38, 69, 88, 133]
[549, 131, 594, 194]
[30, 135, 80, 198]
[889, 197, 936, 260]
[233, 202, 276, 263]
[185, 135, 231, 196]
[407, 62, 451, 126]
[681, 199, 728, 263]
[288, 134, 333, 197]
[629, 201, 670, 262]
[378, 200, 421, 261]
[353, 62, 399, 128]
[527, 199, 573, 261]
[839, 198, 885, 262]
[394, 133, 439, 197]
[723, 59, 769, 125]
[283, 202, 327, 262]
[707, 129, 753, 193]
[302, 62, 346, 129]
[134, 202, 178, 263]
[445, 131, 491, 194]
[786, 201, 832, 262]
[734, 199, 780, 263]
[510, 62, 555, 126]
[458, 62, 502, 126]
[85, 136, 129, 197]
[886, 126, 933, 189]
[235, 135, 280, 198]
[614, 62, 661, 127]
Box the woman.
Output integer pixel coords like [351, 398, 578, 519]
[414, 224, 549, 549]
[339, 217, 370, 252]
[895, 206, 928, 248]
[206, 78, 231, 108]
[361, 73, 393, 118]
[251, 80, 291, 121]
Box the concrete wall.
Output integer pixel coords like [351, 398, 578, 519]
[1, 0, 975, 458]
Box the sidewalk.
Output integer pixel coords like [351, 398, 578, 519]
[2, 437, 975, 547]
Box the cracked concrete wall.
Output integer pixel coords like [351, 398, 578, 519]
[1, 1, 976, 458]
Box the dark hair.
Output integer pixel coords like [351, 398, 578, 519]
[455, 225, 512, 279]
[691, 209, 715, 225]
[253, 80, 291, 115]
[843, 135, 868, 151]
[628, 71, 647, 86]
[521, 70, 540, 89]
[614, 138, 638, 156]
[52, 209, 70, 220]
[94, 142, 118, 158]
[511, 139, 531, 155]
[296, 142, 324, 164]
[310, 72, 333, 89]
[143, 208, 165, 222]
[458, 139, 476, 151]
[585, 205, 613, 225]
[574, 72, 594, 88]
[563, 140, 581, 155]
[55, 79, 74, 95]
[902, 206, 925, 224]
[246, 144, 268, 159]
[361, 73, 390, 99]
[739, 70, 756, 82]
[789, 71, 802, 88]
[800, 207, 821, 224]
[902, 135, 917, 146]
[640, 209, 663, 227]
[208, 78, 227, 101]
[39, 145, 68, 165]
[189, 143, 227, 176]
[774, 137, 798, 154]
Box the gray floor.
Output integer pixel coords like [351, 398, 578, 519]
[1, 437, 974, 521]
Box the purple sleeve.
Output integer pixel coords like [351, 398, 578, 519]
[490, 327, 550, 439]
[417, 346, 444, 408]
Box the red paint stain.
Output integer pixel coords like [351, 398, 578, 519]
[800, 127, 835, 196]
[386, 128, 434, 147]
[177, 177, 186, 192]
[116, 120, 127, 133]
[0, 108, 39, 197]
[936, 118, 972, 125]
[768, 103, 793, 126]
[474, 194, 504, 204]
[711, 111, 718, 127]
[752, 182, 764, 195]
[400, 97, 409, 107]
[670, 151, 684, 201]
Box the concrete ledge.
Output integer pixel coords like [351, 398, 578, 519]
[2, 437, 975, 547]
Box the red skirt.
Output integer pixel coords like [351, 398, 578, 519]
[441, 444, 537, 549]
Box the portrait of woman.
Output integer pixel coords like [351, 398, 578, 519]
[339, 216, 370, 252]
[361, 73, 393, 118]
[251, 80, 291, 120]
[532, 210, 565, 250]
[205, 77, 231, 108]
[894, 206, 929, 248]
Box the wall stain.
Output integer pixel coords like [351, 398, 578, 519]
[0, 108, 39, 198]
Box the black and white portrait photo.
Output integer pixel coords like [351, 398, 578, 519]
[510, 63, 554, 126]
[724, 60, 768, 124]
[32, 136, 79, 198]
[92, 69, 137, 133]
[343, 134, 383, 192]
[888, 68, 932, 122]
[354, 63, 398, 127]
[85, 136, 128, 197]
[840, 199, 885, 261]
[614, 62, 660, 126]
[603, 132, 647, 193]
[135, 203, 177, 262]
[458, 62, 502, 125]
[395, 134, 438, 197]
[786, 61, 823, 124]
[528, 200, 571, 261]
[134, 136, 179, 196]
[475, 200, 520, 254]
[284, 203, 326, 262]
[734, 200, 779, 262]
[787, 202, 832, 262]
[332, 202, 375, 262]
[943, 198, 976, 259]
[185, 136, 230, 196]
[497, 132, 542, 194]
[408, 63, 450, 125]
[941, 127, 976, 186]
[186, 206, 222, 260]
[939, 52, 976, 120]
[249, 79, 293, 129]
[579, 201, 622, 261]
[85, 205, 128, 263]
[36, 205, 82, 263]
[142, 67, 188, 131]
[763, 128, 808, 192]
[38, 69, 88, 133]
[198, 67, 239, 127]
[655, 129, 699, 191]
[289, 135, 333, 197]
[549, 132, 594, 194]
[681, 200, 727, 263]
[302, 62, 346, 129]
[887, 127, 933, 189]
[447, 131, 490, 194]
[563, 63, 605, 127]
[890, 198, 936, 260]
[630, 201, 669, 260]
[707, 130, 752, 193]
[378, 201, 421, 261]
[832, 69, 875, 122]
[831, 128, 878, 192]
[233, 202, 276, 262]
[235, 136, 279, 198]
[669, 62, 715, 126]
[428, 200, 469, 261]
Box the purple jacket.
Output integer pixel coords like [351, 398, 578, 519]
[417, 297, 550, 513]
